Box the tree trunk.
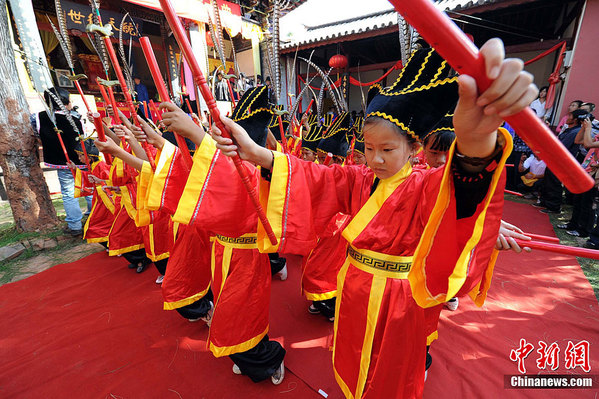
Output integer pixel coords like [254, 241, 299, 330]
[0, 0, 59, 232]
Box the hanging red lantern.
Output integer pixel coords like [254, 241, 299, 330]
[329, 54, 348, 70]
[206, 31, 214, 47]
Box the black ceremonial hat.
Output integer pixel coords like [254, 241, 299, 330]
[366, 48, 458, 142]
[351, 117, 365, 154]
[302, 123, 324, 153]
[232, 86, 273, 148]
[317, 112, 351, 158]
[423, 113, 456, 151]
[75, 137, 100, 159]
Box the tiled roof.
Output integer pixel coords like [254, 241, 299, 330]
[280, 0, 507, 49]
[281, 10, 397, 49]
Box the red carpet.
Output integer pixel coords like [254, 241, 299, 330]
[1, 200, 598, 398]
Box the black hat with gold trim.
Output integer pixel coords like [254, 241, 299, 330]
[302, 123, 324, 153]
[306, 114, 319, 127]
[351, 117, 365, 154]
[232, 86, 273, 148]
[423, 113, 456, 152]
[75, 137, 100, 161]
[317, 112, 351, 157]
[322, 113, 334, 127]
[365, 48, 458, 142]
[268, 105, 288, 141]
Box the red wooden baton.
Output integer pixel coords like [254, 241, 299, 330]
[277, 115, 289, 154]
[523, 232, 559, 244]
[387, 0, 593, 194]
[92, 112, 112, 164]
[139, 36, 193, 170]
[101, 36, 156, 171]
[515, 239, 599, 260]
[159, 0, 277, 246]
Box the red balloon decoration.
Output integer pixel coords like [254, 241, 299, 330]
[329, 54, 348, 69]
[206, 31, 214, 47]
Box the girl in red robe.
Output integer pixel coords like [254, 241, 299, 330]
[203, 42, 537, 398]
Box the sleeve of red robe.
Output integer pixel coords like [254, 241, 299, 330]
[258, 152, 373, 255]
[410, 128, 512, 308]
[172, 136, 261, 237]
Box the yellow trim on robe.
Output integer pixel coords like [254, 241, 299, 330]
[209, 325, 269, 358]
[163, 285, 211, 310]
[86, 236, 109, 244]
[258, 150, 289, 253]
[147, 142, 177, 211]
[173, 136, 219, 225]
[108, 243, 144, 256]
[96, 185, 116, 214]
[342, 163, 411, 244]
[120, 185, 137, 220]
[355, 274, 386, 398]
[468, 248, 500, 307]
[332, 259, 355, 399]
[74, 168, 84, 198]
[219, 247, 233, 296]
[135, 161, 153, 227]
[409, 128, 512, 308]
[304, 289, 338, 302]
[427, 330, 439, 346]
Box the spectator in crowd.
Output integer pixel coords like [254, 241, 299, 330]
[556, 100, 583, 133]
[530, 85, 551, 122]
[536, 109, 586, 213]
[215, 70, 230, 102]
[237, 72, 250, 95]
[35, 88, 91, 236]
[134, 76, 150, 117]
[503, 122, 530, 191]
[518, 153, 546, 199]
[559, 116, 598, 238]
[265, 76, 276, 104]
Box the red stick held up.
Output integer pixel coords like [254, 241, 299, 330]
[101, 36, 156, 171]
[159, 0, 278, 246]
[139, 36, 193, 171]
[92, 112, 112, 164]
[277, 115, 289, 154]
[387, 0, 593, 194]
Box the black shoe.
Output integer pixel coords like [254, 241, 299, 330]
[127, 263, 137, 269]
[584, 241, 599, 250]
[540, 208, 560, 214]
[136, 263, 148, 273]
[532, 202, 546, 208]
[63, 227, 83, 237]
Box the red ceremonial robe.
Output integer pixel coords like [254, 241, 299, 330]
[258, 130, 511, 398]
[74, 161, 116, 243]
[150, 139, 271, 357]
[302, 212, 350, 301]
[137, 154, 212, 309]
[107, 158, 144, 255]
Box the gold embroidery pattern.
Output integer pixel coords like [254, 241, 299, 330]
[216, 235, 257, 245]
[347, 247, 412, 273]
